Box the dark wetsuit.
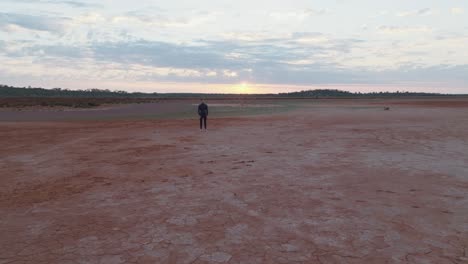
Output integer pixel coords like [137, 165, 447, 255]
[198, 103, 208, 129]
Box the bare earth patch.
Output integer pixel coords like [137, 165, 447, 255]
[1, 99, 467, 263]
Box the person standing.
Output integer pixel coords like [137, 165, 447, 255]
[198, 99, 208, 130]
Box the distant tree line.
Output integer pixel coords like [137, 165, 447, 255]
[0, 84, 452, 98]
[0, 85, 251, 98]
[278, 89, 447, 98]
[0, 85, 158, 98]
[279, 89, 354, 97]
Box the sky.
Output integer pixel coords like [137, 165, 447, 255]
[0, 0, 467, 94]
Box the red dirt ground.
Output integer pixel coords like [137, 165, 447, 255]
[1, 99, 467, 264]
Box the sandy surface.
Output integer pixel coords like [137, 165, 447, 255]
[1, 99, 468, 263]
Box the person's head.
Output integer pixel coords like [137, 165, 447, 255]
[200, 98, 205, 103]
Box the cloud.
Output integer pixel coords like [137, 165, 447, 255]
[370, 64, 468, 85]
[26, 45, 89, 58]
[221, 32, 285, 42]
[292, 32, 329, 44]
[451, 7, 464, 15]
[49, 0, 101, 8]
[0, 12, 69, 33]
[2, 10, 466, 88]
[91, 40, 240, 70]
[396, 8, 434, 17]
[110, 10, 220, 28]
[72, 12, 106, 24]
[223, 70, 238, 77]
[268, 8, 328, 20]
[377, 25, 432, 34]
[1, 33, 368, 84]
[1, 1, 467, 93]
[12, 0, 101, 8]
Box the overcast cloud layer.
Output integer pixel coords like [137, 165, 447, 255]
[0, 0, 467, 93]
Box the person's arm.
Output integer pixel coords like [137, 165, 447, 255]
[198, 105, 202, 115]
[206, 105, 208, 116]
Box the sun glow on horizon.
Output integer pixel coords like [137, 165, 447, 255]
[233, 82, 255, 94]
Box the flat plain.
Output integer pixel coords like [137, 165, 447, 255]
[1, 98, 467, 263]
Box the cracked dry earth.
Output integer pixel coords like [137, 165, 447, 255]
[1, 100, 468, 264]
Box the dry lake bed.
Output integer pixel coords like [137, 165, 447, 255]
[1, 98, 467, 263]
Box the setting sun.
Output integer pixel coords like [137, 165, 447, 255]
[233, 82, 253, 94]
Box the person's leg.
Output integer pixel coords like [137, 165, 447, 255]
[204, 116, 207, 129]
[200, 117, 203, 130]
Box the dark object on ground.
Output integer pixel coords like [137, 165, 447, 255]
[384, 107, 390, 111]
[198, 102, 209, 130]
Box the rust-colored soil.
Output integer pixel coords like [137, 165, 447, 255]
[1, 99, 467, 264]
